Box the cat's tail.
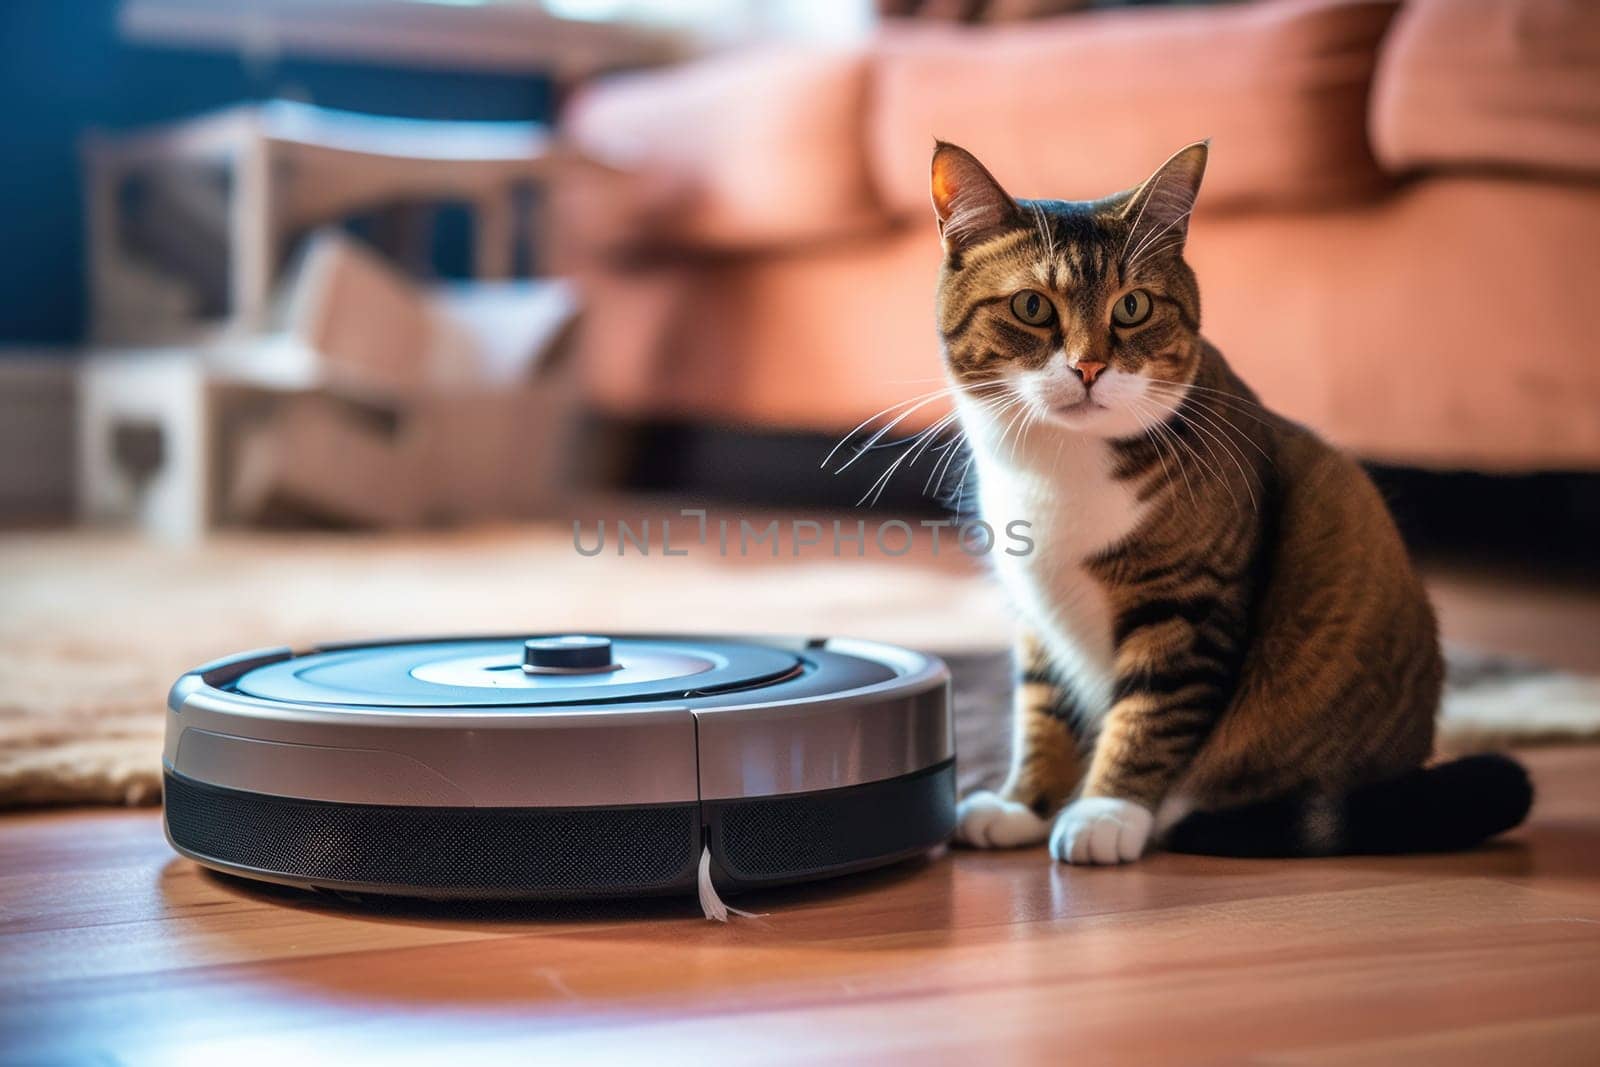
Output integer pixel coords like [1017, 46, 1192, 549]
[1162, 754, 1533, 857]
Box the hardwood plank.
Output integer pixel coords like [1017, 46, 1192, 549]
[1264, 1014, 1600, 1067]
[2, 747, 1598, 1064]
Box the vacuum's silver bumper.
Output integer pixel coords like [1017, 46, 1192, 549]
[163, 635, 952, 807]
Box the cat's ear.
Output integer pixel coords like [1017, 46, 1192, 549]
[1118, 140, 1208, 263]
[930, 142, 1020, 254]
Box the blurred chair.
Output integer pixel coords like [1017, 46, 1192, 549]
[77, 103, 600, 540]
[82, 100, 551, 344]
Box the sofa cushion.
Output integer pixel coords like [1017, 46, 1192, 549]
[869, 0, 1399, 217]
[562, 46, 887, 250]
[1189, 177, 1600, 471]
[1371, 0, 1600, 179]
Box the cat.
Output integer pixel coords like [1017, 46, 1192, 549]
[931, 140, 1532, 864]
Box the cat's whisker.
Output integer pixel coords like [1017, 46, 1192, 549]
[838, 380, 1006, 442]
[1196, 406, 1280, 470]
[1144, 383, 1272, 424]
[1144, 398, 1228, 499]
[1050, 413, 1068, 474]
[1145, 378, 1273, 416]
[950, 451, 977, 513]
[925, 426, 972, 497]
[957, 390, 1028, 455]
[924, 440, 960, 497]
[936, 385, 1017, 511]
[856, 389, 1012, 508]
[823, 386, 957, 471]
[1165, 403, 1244, 492]
[1014, 403, 1048, 463]
[889, 412, 966, 481]
[1126, 394, 1199, 512]
[857, 441, 919, 507]
[1144, 389, 1275, 433]
[1174, 397, 1275, 469]
[971, 391, 1027, 434]
[997, 397, 1041, 463]
[995, 406, 1027, 462]
[905, 410, 966, 467]
[1159, 390, 1269, 470]
[1144, 377, 1255, 400]
[1166, 405, 1256, 513]
[1127, 404, 1178, 505]
[1145, 388, 1281, 462]
[827, 381, 1008, 474]
[968, 386, 1023, 413]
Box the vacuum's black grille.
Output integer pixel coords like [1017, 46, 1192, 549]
[708, 760, 956, 885]
[164, 772, 699, 896]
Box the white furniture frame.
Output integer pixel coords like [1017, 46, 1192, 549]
[82, 101, 560, 344]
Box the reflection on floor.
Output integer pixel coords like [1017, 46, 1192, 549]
[3, 746, 1598, 1062]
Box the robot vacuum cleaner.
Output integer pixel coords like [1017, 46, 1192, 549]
[162, 634, 955, 904]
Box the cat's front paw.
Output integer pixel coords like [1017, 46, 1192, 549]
[1049, 797, 1153, 865]
[955, 790, 1050, 849]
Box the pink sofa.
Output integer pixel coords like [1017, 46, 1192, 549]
[554, 0, 1600, 472]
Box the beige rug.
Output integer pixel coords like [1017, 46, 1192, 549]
[3, 523, 1597, 808]
[945, 649, 1600, 799]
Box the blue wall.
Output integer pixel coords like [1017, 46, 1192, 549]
[0, 0, 554, 346]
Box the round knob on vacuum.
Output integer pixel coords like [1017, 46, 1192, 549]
[523, 635, 615, 673]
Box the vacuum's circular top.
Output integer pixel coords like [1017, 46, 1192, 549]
[211, 633, 902, 711]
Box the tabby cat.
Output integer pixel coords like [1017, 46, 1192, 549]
[931, 140, 1532, 863]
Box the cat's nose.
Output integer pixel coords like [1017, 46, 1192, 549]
[1072, 360, 1107, 386]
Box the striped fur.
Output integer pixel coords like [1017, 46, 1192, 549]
[934, 142, 1530, 863]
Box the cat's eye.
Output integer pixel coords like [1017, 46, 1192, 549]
[1112, 289, 1152, 327]
[1010, 289, 1055, 326]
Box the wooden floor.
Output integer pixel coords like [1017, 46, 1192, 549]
[1, 748, 1596, 1065]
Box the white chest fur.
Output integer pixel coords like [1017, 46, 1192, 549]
[964, 413, 1147, 718]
